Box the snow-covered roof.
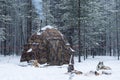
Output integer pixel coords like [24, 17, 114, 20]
[41, 25, 55, 31]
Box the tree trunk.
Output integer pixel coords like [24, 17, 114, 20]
[78, 0, 81, 62]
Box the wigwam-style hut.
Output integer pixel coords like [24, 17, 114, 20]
[20, 25, 74, 65]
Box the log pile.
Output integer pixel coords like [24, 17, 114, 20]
[20, 27, 74, 65]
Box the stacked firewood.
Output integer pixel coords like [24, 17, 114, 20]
[20, 28, 74, 65]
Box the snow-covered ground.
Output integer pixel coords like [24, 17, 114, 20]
[0, 55, 120, 80]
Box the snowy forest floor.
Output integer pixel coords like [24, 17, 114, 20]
[0, 55, 120, 80]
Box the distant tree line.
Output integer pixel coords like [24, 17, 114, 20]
[0, 0, 120, 60]
[0, 0, 38, 55]
[43, 0, 120, 60]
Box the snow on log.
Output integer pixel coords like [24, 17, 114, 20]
[27, 48, 32, 52]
